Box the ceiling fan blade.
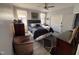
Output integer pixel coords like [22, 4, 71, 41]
[44, 3, 48, 9]
[48, 6, 55, 8]
[37, 3, 55, 10]
[44, 3, 55, 9]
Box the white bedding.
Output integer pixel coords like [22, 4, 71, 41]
[41, 25, 50, 31]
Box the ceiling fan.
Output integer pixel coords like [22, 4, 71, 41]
[44, 3, 55, 10]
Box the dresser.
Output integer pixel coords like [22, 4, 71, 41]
[14, 23, 25, 36]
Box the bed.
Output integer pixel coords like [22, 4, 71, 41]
[28, 20, 54, 39]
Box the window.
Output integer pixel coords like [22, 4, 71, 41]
[17, 9, 27, 32]
[40, 13, 45, 24]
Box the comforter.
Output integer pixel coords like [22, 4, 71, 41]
[28, 25, 54, 39]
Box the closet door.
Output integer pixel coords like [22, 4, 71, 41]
[51, 15, 62, 33]
[61, 14, 74, 32]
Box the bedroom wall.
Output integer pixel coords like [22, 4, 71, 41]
[0, 20, 14, 55]
[0, 4, 14, 55]
[73, 4, 79, 14]
[0, 4, 14, 20]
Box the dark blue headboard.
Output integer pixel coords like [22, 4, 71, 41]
[28, 20, 41, 26]
[28, 20, 41, 23]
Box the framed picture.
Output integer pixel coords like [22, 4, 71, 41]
[31, 12, 39, 19]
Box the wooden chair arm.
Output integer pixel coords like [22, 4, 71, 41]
[50, 38, 74, 55]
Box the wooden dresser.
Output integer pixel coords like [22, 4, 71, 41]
[14, 23, 25, 36]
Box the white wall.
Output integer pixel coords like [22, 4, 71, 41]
[73, 4, 79, 14]
[0, 4, 14, 55]
[0, 4, 14, 20]
[0, 20, 14, 55]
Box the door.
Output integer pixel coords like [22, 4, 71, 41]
[51, 15, 62, 33]
[61, 14, 74, 32]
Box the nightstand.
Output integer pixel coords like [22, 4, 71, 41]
[14, 23, 25, 36]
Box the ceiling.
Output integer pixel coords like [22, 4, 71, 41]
[12, 3, 78, 12]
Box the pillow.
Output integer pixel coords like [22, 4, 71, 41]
[30, 23, 36, 27]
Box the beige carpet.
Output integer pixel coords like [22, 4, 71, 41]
[33, 41, 50, 55]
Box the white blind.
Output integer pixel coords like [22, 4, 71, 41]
[40, 13, 45, 24]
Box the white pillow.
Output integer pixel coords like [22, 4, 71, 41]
[31, 24, 36, 27]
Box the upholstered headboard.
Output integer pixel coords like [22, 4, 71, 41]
[27, 20, 41, 26]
